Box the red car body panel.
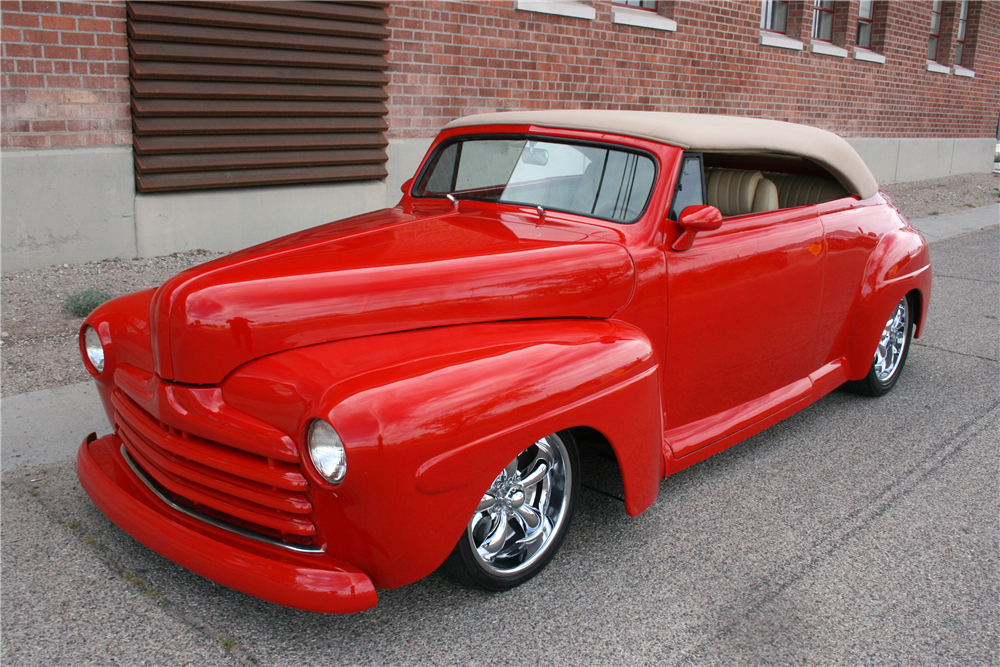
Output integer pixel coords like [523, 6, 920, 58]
[76, 122, 931, 613]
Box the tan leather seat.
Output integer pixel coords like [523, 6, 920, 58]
[706, 168, 779, 217]
[752, 177, 779, 213]
[764, 172, 849, 208]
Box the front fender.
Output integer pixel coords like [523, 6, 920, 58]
[223, 319, 661, 589]
[846, 225, 931, 380]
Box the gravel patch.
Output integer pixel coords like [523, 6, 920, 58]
[2, 172, 997, 398]
[881, 172, 999, 220]
[1, 251, 223, 397]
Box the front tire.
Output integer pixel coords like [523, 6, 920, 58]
[845, 294, 914, 396]
[443, 431, 579, 591]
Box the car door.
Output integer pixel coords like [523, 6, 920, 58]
[663, 191, 826, 460]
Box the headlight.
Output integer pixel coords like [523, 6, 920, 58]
[308, 419, 346, 484]
[83, 325, 105, 374]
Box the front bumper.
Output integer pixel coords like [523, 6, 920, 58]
[77, 432, 377, 613]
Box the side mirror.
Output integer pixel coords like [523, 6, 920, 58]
[671, 205, 723, 251]
[400, 177, 414, 195]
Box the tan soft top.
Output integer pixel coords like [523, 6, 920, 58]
[445, 110, 878, 199]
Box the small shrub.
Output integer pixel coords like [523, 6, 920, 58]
[65, 288, 114, 317]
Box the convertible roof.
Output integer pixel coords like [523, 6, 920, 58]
[445, 110, 879, 199]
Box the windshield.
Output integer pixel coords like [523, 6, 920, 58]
[413, 137, 656, 223]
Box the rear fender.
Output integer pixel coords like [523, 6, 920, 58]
[223, 319, 661, 589]
[846, 226, 931, 380]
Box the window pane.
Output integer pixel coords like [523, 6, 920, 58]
[417, 138, 656, 223]
[955, 42, 964, 65]
[927, 35, 938, 60]
[455, 140, 524, 191]
[814, 11, 833, 40]
[424, 144, 458, 193]
[856, 22, 872, 48]
[669, 156, 705, 221]
[763, 0, 788, 33]
[859, 0, 873, 20]
[617, 0, 658, 9]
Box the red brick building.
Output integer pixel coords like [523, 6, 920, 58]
[3, 0, 998, 270]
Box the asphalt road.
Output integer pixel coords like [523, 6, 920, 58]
[2, 225, 997, 666]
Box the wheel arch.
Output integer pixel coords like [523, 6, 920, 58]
[222, 318, 664, 589]
[845, 226, 931, 381]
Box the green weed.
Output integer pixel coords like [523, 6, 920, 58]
[65, 288, 114, 317]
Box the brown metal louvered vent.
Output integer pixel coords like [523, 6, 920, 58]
[128, 1, 390, 193]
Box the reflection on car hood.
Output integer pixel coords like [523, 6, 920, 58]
[150, 205, 635, 384]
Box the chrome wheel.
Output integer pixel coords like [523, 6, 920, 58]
[845, 294, 915, 397]
[444, 431, 578, 590]
[873, 297, 910, 382]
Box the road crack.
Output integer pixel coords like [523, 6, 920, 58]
[931, 273, 999, 285]
[912, 341, 999, 363]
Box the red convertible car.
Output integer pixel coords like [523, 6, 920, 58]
[77, 111, 931, 613]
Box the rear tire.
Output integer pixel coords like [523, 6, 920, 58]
[845, 294, 913, 397]
[442, 431, 579, 591]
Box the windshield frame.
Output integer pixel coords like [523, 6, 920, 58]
[410, 133, 659, 225]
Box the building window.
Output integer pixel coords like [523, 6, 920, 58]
[954, 0, 970, 65]
[761, 0, 789, 33]
[856, 0, 873, 48]
[614, 0, 658, 11]
[812, 0, 835, 41]
[927, 0, 943, 61]
[611, 0, 676, 31]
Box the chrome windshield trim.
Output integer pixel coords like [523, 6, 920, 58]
[120, 444, 324, 555]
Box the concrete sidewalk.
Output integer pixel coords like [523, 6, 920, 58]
[2, 204, 996, 473]
[907, 202, 999, 242]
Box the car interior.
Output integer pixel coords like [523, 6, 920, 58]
[671, 151, 852, 220]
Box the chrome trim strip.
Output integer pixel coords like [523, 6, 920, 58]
[120, 444, 324, 554]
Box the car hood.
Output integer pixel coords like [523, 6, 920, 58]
[151, 205, 635, 384]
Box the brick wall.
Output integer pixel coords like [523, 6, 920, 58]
[1, 0, 129, 149]
[3, 1, 997, 150]
[385, 0, 1000, 140]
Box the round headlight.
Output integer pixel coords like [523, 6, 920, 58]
[308, 419, 346, 484]
[83, 325, 105, 374]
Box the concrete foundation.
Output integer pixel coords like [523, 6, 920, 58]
[1, 136, 996, 272]
[134, 179, 387, 257]
[2, 147, 135, 272]
[845, 136, 996, 185]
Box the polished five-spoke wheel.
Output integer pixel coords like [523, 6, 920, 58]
[846, 294, 914, 396]
[443, 431, 579, 590]
[873, 297, 909, 382]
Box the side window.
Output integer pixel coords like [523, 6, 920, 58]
[669, 154, 706, 220]
[702, 153, 851, 217]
